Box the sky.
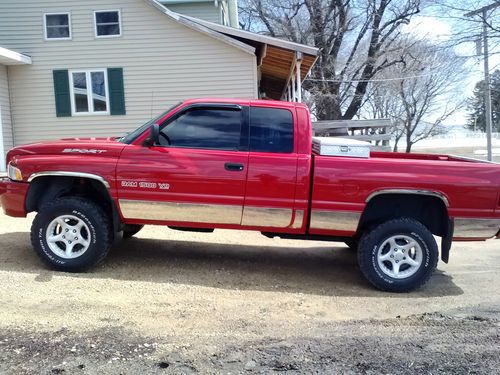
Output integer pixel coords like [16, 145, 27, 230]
[403, 9, 500, 126]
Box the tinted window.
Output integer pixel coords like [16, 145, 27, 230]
[160, 108, 241, 150]
[120, 102, 182, 144]
[250, 107, 294, 153]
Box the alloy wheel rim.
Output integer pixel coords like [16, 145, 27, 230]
[45, 215, 91, 259]
[377, 234, 423, 279]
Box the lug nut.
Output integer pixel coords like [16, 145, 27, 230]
[68, 241, 72, 244]
[75, 237, 78, 241]
[65, 229, 69, 232]
[390, 255, 394, 258]
[73, 230, 76, 233]
[62, 235, 65, 239]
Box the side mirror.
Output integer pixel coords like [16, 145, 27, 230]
[143, 124, 160, 147]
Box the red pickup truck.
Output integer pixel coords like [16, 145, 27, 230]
[1, 98, 500, 292]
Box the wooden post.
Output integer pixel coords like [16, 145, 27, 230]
[296, 59, 302, 102]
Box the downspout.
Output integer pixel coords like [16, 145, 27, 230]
[6, 66, 15, 149]
[228, 0, 239, 28]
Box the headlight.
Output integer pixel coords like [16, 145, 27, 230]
[7, 162, 23, 181]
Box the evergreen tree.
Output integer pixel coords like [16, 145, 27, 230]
[467, 70, 500, 132]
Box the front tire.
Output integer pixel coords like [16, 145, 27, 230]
[31, 197, 111, 272]
[357, 218, 438, 293]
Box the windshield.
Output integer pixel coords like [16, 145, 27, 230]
[119, 102, 183, 144]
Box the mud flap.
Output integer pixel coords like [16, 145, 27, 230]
[441, 219, 454, 264]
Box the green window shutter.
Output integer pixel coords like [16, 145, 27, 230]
[108, 68, 126, 115]
[53, 70, 71, 117]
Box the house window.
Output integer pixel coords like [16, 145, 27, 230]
[69, 70, 109, 115]
[44, 13, 71, 40]
[94, 10, 121, 38]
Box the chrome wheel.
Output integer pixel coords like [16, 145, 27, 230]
[45, 215, 91, 259]
[377, 234, 423, 279]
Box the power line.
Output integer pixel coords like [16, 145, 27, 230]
[305, 71, 444, 83]
[305, 57, 494, 84]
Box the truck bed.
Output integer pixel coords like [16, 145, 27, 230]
[369, 151, 493, 163]
[309, 150, 500, 237]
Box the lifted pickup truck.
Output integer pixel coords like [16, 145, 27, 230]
[1, 98, 500, 292]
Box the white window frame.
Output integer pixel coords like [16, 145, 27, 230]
[94, 9, 122, 38]
[44, 12, 72, 41]
[69, 69, 110, 116]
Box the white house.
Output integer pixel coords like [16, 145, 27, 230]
[0, 0, 318, 170]
[160, 0, 239, 26]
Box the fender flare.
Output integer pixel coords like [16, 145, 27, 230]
[364, 189, 452, 263]
[365, 189, 450, 207]
[26, 171, 122, 234]
[28, 171, 110, 189]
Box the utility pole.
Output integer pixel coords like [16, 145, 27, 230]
[465, 2, 500, 161]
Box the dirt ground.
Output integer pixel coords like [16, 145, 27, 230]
[0, 212, 499, 374]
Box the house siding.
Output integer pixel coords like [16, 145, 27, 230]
[165, 2, 220, 24]
[0, 65, 13, 154]
[0, 0, 257, 145]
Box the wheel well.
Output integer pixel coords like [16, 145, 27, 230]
[26, 176, 122, 233]
[359, 194, 449, 237]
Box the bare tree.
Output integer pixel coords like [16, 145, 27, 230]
[430, 1, 500, 55]
[364, 37, 466, 152]
[435, 1, 500, 34]
[363, 80, 407, 149]
[239, 0, 423, 120]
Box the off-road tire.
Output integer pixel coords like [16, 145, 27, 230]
[123, 224, 144, 239]
[31, 197, 111, 272]
[357, 218, 438, 293]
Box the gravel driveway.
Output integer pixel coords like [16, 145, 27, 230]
[0, 212, 499, 374]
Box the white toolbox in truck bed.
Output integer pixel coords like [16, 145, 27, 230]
[312, 137, 371, 158]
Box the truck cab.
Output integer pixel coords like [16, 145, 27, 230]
[117, 99, 312, 234]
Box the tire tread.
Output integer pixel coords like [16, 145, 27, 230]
[30, 197, 111, 272]
[357, 217, 439, 293]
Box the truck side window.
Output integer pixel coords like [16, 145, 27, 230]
[249, 107, 294, 153]
[160, 108, 241, 150]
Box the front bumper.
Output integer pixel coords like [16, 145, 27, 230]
[0, 178, 28, 217]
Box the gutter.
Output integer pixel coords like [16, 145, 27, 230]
[145, 0, 255, 55]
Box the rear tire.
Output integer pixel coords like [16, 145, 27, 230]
[31, 197, 111, 272]
[357, 218, 438, 293]
[123, 224, 144, 239]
